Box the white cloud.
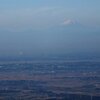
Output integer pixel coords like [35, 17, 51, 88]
[61, 19, 76, 26]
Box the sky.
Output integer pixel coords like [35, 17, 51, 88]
[0, 0, 100, 59]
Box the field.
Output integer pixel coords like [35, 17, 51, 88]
[0, 60, 100, 100]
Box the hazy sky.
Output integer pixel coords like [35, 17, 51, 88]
[0, 0, 100, 59]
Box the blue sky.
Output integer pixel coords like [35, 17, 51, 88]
[0, 0, 100, 59]
[0, 0, 100, 31]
